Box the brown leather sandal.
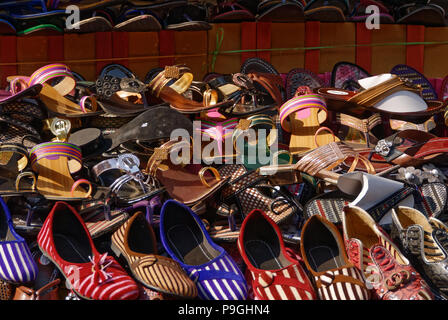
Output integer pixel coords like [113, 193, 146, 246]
[317, 74, 445, 120]
[258, 141, 376, 185]
[144, 140, 230, 206]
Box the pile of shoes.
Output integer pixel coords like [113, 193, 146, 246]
[0, 56, 448, 301]
[0, 0, 446, 36]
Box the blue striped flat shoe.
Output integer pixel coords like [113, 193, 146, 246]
[160, 199, 248, 300]
[0, 196, 38, 283]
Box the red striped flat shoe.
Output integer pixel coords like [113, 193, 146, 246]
[37, 201, 139, 300]
[238, 209, 316, 300]
[300, 215, 370, 300]
[110, 211, 198, 299]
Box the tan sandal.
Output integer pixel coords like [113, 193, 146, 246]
[145, 140, 230, 206]
[258, 141, 376, 185]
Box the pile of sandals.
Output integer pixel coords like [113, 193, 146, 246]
[0, 0, 446, 36]
[1, 56, 448, 301]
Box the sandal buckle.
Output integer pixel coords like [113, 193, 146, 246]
[117, 154, 142, 177]
[375, 139, 393, 157]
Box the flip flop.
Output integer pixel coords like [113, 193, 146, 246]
[17, 24, 63, 36]
[29, 142, 93, 201]
[256, 0, 305, 22]
[390, 64, 439, 101]
[114, 14, 162, 31]
[366, 129, 448, 168]
[331, 61, 371, 91]
[304, 0, 349, 21]
[280, 92, 340, 155]
[7, 64, 101, 118]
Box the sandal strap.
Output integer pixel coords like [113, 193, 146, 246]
[0, 143, 29, 170]
[296, 142, 374, 176]
[145, 140, 190, 178]
[148, 65, 193, 97]
[29, 142, 82, 170]
[247, 73, 284, 108]
[28, 63, 76, 97]
[348, 75, 421, 107]
[336, 112, 382, 133]
[279, 94, 328, 133]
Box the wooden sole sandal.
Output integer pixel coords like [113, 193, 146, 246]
[7, 64, 101, 118]
[29, 142, 93, 201]
[280, 92, 340, 155]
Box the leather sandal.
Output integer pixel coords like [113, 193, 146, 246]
[145, 140, 230, 206]
[259, 141, 376, 186]
[317, 73, 445, 120]
[365, 129, 448, 169]
[148, 66, 233, 114]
